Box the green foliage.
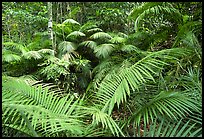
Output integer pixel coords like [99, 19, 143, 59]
[2, 2, 202, 137]
[128, 118, 202, 137]
[2, 76, 86, 137]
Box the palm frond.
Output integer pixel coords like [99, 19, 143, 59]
[109, 36, 126, 44]
[62, 51, 79, 61]
[79, 41, 97, 49]
[173, 21, 202, 48]
[62, 19, 80, 26]
[138, 118, 202, 137]
[22, 51, 42, 60]
[2, 76, 85, 137]
[3, 42, 28, 54]
[94, 44, 115, 59]
[130, 91, 200, 127]
[67, 31, 86, 38]
[79, 21, 98, 32]
[90, 32, 112, 40]
[120, 44, 143, 53]
[37, 49, 55, 56]
[128, 2, 163, 20]
[58, 41, 77, 58]
[87, 28, 103, 33]
[3, 50, 21, 62]
[80, 106, 125, 137]
[129, 2, 182, 31]
[94, 48, 190, 115]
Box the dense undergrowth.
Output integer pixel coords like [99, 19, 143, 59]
[2, 2, 202, 137]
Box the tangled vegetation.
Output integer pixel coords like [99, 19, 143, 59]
[2, 2, 202, 137]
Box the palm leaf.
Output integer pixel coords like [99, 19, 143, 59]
[94, 44, 115, 59]
[2, 76, 86, 137]
[173, 21, 201, 48]
[139, 118, 202, 137]
[79, 41, 97, 49]
[22, 51, 42, 59]
[79, 106, 125, 137]
[79, 21, 98, 32]
[37, 49, 55, 56]
[94, 48, 190, 115]
[3, 50, 21, 62]
[3, 42, 28, 54]
[87, 28, 103, 33]
[62, 19, 80, 25]
[130, 91, 200, 127]
[90, 32, 112, 40]
[110, 36, 126, 44]
[67, 31, 86, 38]
[129, 2, 182, 31]
[58, 41, 76, 53]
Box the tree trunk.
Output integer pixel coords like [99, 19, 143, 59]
[48, 2, 54, 53]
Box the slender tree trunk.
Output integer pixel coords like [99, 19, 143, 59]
[48, 2, 54, 53]
[60, 2, 65, 41]
[7, 15, 11, 41]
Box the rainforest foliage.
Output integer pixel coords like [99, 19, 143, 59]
[2, 2, 202, 137]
